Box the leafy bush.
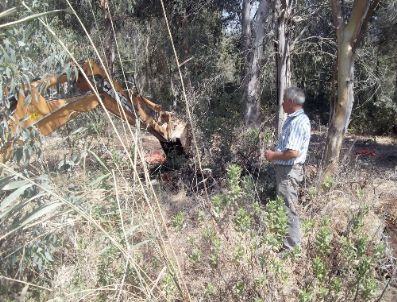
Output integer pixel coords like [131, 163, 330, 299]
[302, 209, 386, 301]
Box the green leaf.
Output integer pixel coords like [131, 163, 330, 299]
[1, 179, 30, 191]
[19, 202, 62, 228]
[0, 10, 66, 29]
[5, 67, 11, 78]
[70, 127, 87, 136]
[0, 7, 17, 19]
[44, 250, 54, 262]
[24, 94, 32, 106]
[14, 148, 23, 164]
[88, 149, 110, 172]
[0, 184, 32, 216]
[65, 63, 71, 81]
[21, 129, 30, 140]
[0, 176, 15, 189]
[74, 65, 79, 81]
[126, 224, 141, 236]
[10, 49, 16, 63]
[1, 193, 46, 222]
[89, 173, 110, 188]
[131, 240, 151, 250]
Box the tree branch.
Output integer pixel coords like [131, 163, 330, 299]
[345, 0, 369, 44]
[290, 25, 308, 51]
[353, 0, 381, 50]
[330, 0, 343, 41]
[281, 0, 288, 10]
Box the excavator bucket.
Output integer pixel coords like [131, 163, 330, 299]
[1, 60, 191, 162]
[160, 120, 191, 158]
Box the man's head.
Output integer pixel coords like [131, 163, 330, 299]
[282, 87, 305, 114]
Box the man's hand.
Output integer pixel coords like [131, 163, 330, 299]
[264, 150, 276, 161]
[264, 149, 300, 161]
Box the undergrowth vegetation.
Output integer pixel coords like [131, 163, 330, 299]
[1, 126, 395, 301]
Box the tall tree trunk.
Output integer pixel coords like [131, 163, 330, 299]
[322, 0, 380, 175]
[344, 63, 354, 132]
[144, 23, 152, 94]
[104, 27, 115, 74]
[394, 68, 397, 133]
[394, 67, 397, 107]
[101, 0, 115, 74]
[275, 0, 291, 137]
[244, 0, 269, 127]
[242, 0, 252, 70]
[323, 40, 354, 172]
[241, 0, 252, 94]
[180, 14, 192, 91]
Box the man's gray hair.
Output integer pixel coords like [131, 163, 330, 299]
[284, 87, 305, 105]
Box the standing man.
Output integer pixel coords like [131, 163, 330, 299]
[265, 87, 311, 250]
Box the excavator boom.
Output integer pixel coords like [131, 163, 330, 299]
[1, 60, 190, 161]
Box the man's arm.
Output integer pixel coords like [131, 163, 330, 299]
[264, 149, 299, 161]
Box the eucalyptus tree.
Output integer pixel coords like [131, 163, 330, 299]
[98, 0, 115, 74]
[130, 0, 240, 103]
[322, 0, 380, 175]
[273, 0, 328, 136]
[274, 0, 293, 136]
[242, 0, 270, 127]
[0, 1, 69, 102]
[289, 1, 335, 124]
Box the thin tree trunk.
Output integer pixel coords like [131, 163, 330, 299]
[344, 63, 354, 132]
[328, 61, 338, 126]
[242, 0, 252, 70]
[104, 31, 115, 74]
[323, 41, 354, 173]
[101, 0, 115, 74]
[394, 68, 397, 133]
[180, 14, 192, 92]
[244, 0, 269, 127]
[394, 67, 397, 107]
[144, 24, 151, 94]
[276, 0, 291, 137]
[241, 0, 252, 94]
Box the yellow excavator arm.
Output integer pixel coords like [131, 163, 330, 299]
[1, 60, 189, 161]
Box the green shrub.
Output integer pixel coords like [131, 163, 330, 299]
[172, 211, 185, 229]
[264, 197, 288, 250]
[308, 209, 385, 301]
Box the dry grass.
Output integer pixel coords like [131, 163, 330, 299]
[1, 113, 397, 301]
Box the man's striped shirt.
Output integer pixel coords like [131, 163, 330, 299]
[274, 109, 311, 165]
